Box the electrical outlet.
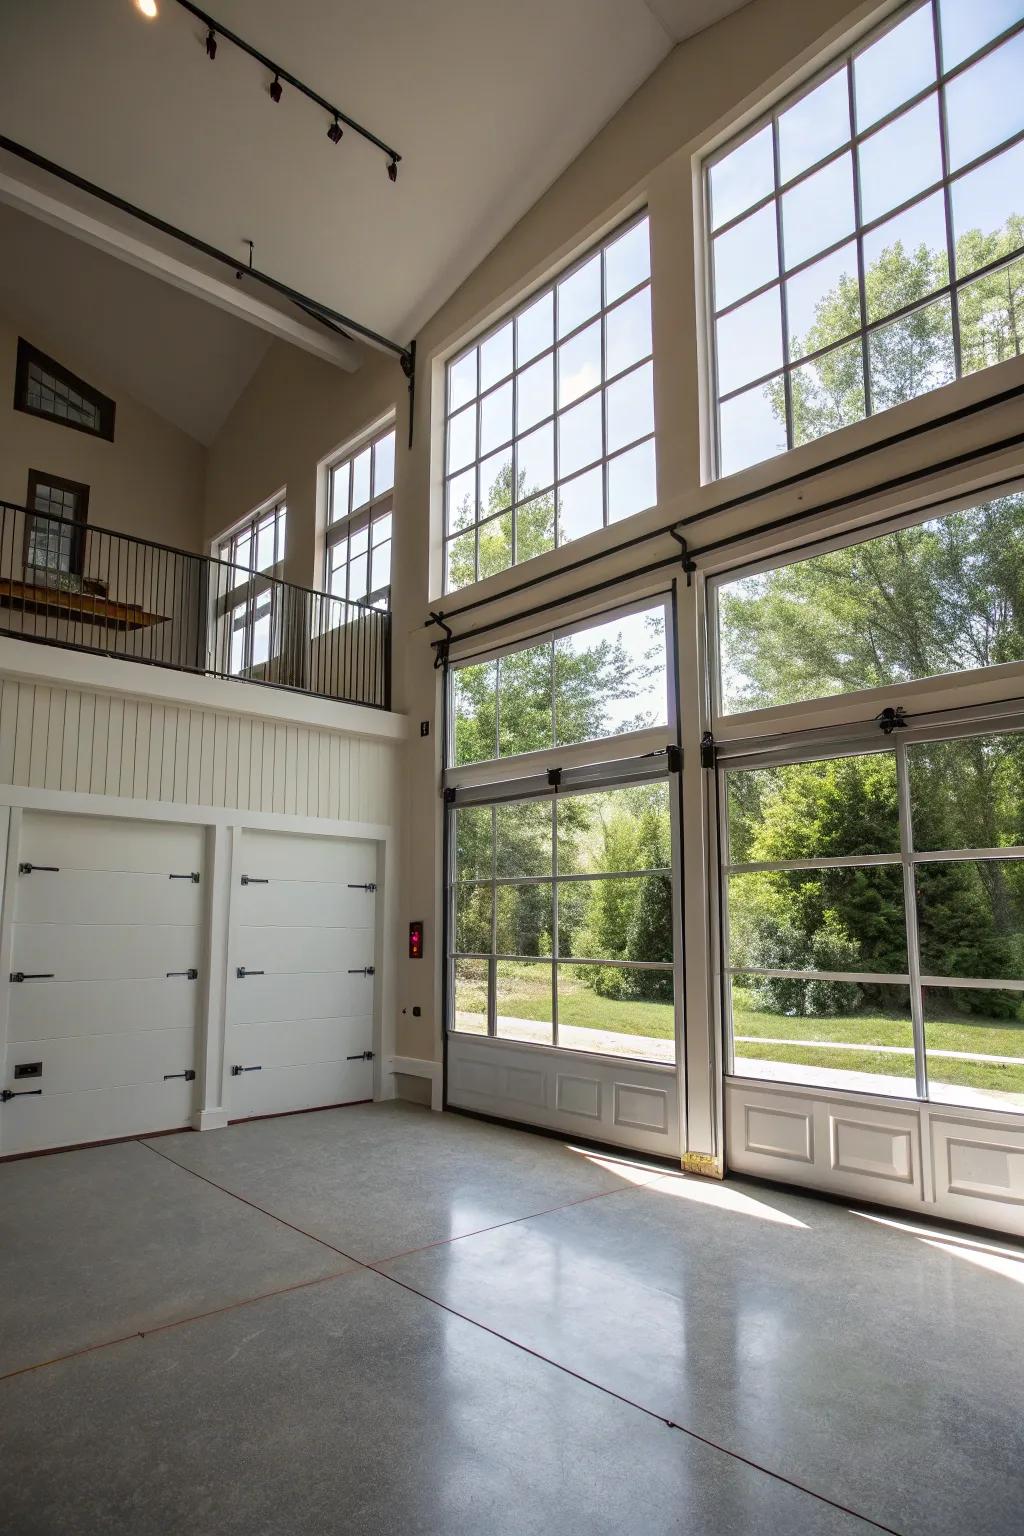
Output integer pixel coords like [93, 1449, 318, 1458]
[420, 720, 430, 737]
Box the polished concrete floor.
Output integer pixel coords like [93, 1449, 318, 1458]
[1, 1102, 1022, 1534]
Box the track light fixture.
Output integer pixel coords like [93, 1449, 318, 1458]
[387, 157, 398, 183]
[205, 26, 216, 59]
[327, 115, 343, 145]
[269, 73, 283, 103]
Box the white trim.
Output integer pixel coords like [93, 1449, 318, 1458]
[386, 1054, 443, 1112]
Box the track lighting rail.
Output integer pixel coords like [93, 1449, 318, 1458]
[172, 0, 401, 175]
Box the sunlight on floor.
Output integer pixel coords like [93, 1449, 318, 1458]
[853, 1210, 1024, 1284]
[568, 1146, 809, 1225]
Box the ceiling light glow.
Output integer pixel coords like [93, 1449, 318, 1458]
[135, 0, 158, 16]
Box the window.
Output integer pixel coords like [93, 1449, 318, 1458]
[443, 214, 655, 592]
[714, 483, 1024, 715]
[325, 423, 395, 611]
[705, 1, 1024, 477]
[24, 470, 89, 576]
[14, 339, 115, 441]
[216, 497, 286, 676]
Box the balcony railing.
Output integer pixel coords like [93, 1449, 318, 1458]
[0, 501, 391, 710]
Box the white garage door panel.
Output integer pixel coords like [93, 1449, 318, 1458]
[229, 971, 373, 1026]
[237, 880, 376, 930]
[230, 1015, 372, 1070]
[13, 925, 202, 981]
[7, 1026, 196, 1095]
[21, 814, 205, 872]
[233, 927, 371, 976]
[239, 831, 375, 884]
[4, 1080, 195, 1155]
[230, 1060, 373, 1119]
[10, 976, 198, 1041]
[16, 869, 203, 927]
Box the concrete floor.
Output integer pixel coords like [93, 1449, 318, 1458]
[1, 1102, 1022, 1534]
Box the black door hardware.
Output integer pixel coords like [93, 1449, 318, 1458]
[14, 1062, 42, 1079]
[347, 883, 377, 891]
[169, 872, 201, 883]
[166, 969, 199, 980]
[18, 863, 59, 875]
[346, 1050, 375, 1061]
[236, 967, 265, 978]
[348, 966, 375, 976]
[9, 973, 54, 983]
[163, 1070, 196, 1081]
[230, 1064, 262, 1075]
[1, 1088, 42, 1102]
[240, 875, 269, 885]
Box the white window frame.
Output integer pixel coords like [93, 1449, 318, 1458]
[213, 494, 287, 678]
[323, 418, 396, 616]
[703, 0, 1024, 479]
[442, 210, 655, 593]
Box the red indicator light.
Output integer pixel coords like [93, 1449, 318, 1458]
[409, 920, 424, 959]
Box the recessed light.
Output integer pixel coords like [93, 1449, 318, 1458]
[135, 0, 158, 17]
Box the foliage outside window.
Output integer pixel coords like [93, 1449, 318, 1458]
[453, 783, 675, 1062]
[452, 601, 668, 766]
[705, 0, 1024, 477]
[325, 423, 395, 615]
[216, 498, 287, 676]
[716, 485, 1024, 714]
[443, 215, 655, 592]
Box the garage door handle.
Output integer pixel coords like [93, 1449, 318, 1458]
[1, 1087, 43, 1101]
[169, 872, 201, 883]
[347, 1050, 375, 1061]
[166, 969, 199, 980]
[348, 883, 377, 891]
[348, 966, 375, 976]
[240, 876, 268, 885]
[236, 967, 265, 978]
[18, 863, 58, 875]
[9, 973, 54, 982]
[230, 1064, 262, 1075]
[163, 1070, 196, 1081]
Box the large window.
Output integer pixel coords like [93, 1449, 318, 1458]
[705, 1, 1024, 477]
[325, 422, 395, 611]
[216, 497, 287, 676]
[722, 734, 1024, 1112]
[443, 214, 655, 592]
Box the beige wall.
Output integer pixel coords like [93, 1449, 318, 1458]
[0, 309, 206, 554]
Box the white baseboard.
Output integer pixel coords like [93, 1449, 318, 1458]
[386, 1055, 442, 1112]
[193, 1107, 230, 1132]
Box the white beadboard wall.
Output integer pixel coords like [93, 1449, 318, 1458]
[0, 678, 399, 823]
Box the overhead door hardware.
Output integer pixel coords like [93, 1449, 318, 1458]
[163, 1070, 196, 1081]
[348, 966, 375, 975]
[9, 973, 54, 983]
[14, 1062, 42, 1079]
[347, 883, 377, 891]
[166, 969, 199, 980]
[236, 967, 265, 978]
[230, 1064, 262, 1075]
[240, 875, 269, 885]
[346, 1050, 375, 1061]
[18, 863, 59, 875]
[1, 1087, 42, 1102]
[169, 872, 201, 883]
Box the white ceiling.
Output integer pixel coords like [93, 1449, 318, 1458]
[0, 0, 751, 355]
[0, 201, 270, 443]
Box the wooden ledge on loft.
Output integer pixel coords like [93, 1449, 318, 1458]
[0, 576, 168, 632]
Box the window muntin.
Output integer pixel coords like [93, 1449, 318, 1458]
[14, 339, 115, 441]
[722, 733, 1024, 1111]
[325, 424, 395, 612]
[443, 215, 654, 592]
[216, 498, 287, 677]
[705, 1, 1024, 478]
[25, 471, 89, 576]
[451, 600, 669, 767]
[451, 782, 675, 1062]
[714, 484, 1024, 716]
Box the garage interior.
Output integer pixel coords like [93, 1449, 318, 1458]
[2, 0, 1024, 1532]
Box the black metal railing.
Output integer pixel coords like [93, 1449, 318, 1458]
[0, 500, 391, 709]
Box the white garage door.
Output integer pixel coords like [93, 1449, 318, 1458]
[1, 812, 204, 1156]
[227, 829, 377, 1119]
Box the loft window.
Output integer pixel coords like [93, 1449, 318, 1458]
[14, 339, 115, 441]
[443, 213, 654, 593]
[216, 497, 287, 677]
[24, 470, 89, 577]
[325, 421, 395, 612]
[704, 0, 1024, 478]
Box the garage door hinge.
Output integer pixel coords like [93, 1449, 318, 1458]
[348, 965, 375, 976]
[240, 875, 268, 885]
[169, 872, 200, 883]
[166, 969, 199, 980]
[163, 1070, 196, 1081]
[236, 967, 265, 978]
[9, 972, 54, 982]
[347, 883, 377, 892]
[1, 1087, 42, 1101]
[231, 1064, 262, 1075]
[18, 863, 58, 875]
[347, 1050, 374, 1061]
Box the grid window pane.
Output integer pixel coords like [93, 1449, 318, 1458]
[323, 423, 396, 616]
[923, 986, 1024, 1110]
[607, 439, 656, 524]
[444, 216, 654, 589]
[707, 1, 1024, 478]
